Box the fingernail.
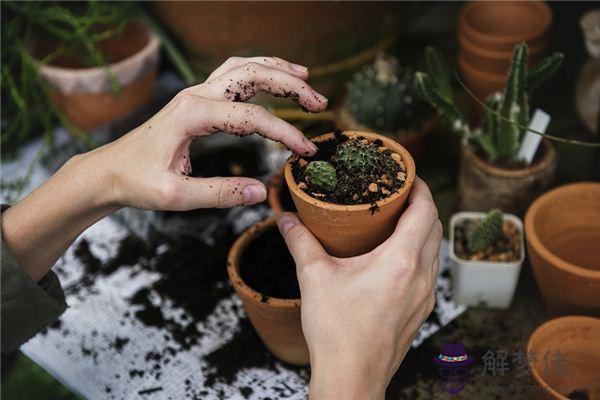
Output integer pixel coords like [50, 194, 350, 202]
[304, 138, 318, 153]
[314, 91, 328, 103]
[291, 63, 308, 72]
[277, 213, 298, 235]
[243, 184, 266, 205]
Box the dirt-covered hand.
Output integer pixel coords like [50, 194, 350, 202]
[278, 177, 442, 399]
[88, 56, 327, 211]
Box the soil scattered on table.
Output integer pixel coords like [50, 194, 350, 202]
[239, 227, 300, 299]
[454, 219, 521, 262]
[291, 131, 407, 205]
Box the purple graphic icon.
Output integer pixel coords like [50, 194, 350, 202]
[433, 343, 474, 395]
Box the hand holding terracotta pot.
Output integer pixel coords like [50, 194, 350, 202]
[284, 131, 416, 257]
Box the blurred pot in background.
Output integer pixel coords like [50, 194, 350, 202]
[33, 21, 160, 132]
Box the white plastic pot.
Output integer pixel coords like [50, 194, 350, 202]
[449, 211, 525, 309]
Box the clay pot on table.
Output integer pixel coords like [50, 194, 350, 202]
[334, 103, 439, 160]
[34, 21, 160, 132]
[525, 182, 600, 316]
[284, 131, 416, 257]
[457, 0, 552, 106]
[527, 316, 600, 399]
[227, 216, 308, 365]
[458, 140, 558, 216]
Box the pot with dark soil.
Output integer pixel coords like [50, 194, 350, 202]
[449, 209, 525, 309]
[284, 130, 415, 257]
[227, 216, 307, 365]
[334, 53, 439, 159]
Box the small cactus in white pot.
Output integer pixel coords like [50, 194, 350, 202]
[449, 209, 525, 309]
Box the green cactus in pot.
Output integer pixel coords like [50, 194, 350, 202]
[415, 45, 563, 162]
[305, 161, 337, 193]
[468, 209, 504, 253]
[334, 138, 383, 173]
[344, 53, 429, 135]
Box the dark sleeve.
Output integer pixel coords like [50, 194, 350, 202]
[1, 205, 67, 353]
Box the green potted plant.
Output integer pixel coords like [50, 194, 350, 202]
[416, 44, 563, 215]
[284, 130, 415, 257]
[449, 209, 525, 309]
[335, 53, 438, 159]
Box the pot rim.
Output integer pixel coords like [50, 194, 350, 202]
[459, 1, 552, 46]
[524, 182, 600, 279]
[334, 102, 440, 142]
[284, 131, 416, 212]
[36, 20, 160, 92]
[458, 31, 548, 61]
[227, 215, 301, 308]
[449, 211, 525, 267]
[526, 315, 600, 399]
[458, 54, 506, 84]
[462, 140, 557, 178]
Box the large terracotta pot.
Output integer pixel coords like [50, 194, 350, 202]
[152, 2, 399, 98]
[458, 1, 552, 52]
[284, 131, 416, 257]
[227, 216, 308, 365]
[35, 21, 160, 132]
[527, 316, 600, 399]
[458, 140, 557, 216]
[334, 103, 440, 160]
[525, 182, 600, 316]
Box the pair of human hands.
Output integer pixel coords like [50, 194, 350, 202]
[5, 56, 441, 398]
[77, 56, 442, 398]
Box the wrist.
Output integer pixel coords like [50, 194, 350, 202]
[309, 355, 387, 400]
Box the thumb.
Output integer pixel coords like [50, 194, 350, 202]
[175, 176, 266, 209]
[277, 212, 329, 270]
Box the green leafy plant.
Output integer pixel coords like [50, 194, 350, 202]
[468, 209, 504, 253]
[305, 161, 337, 192]
[343, 53, 429, 134]
[334, 138, 383, 173]
[415, 44, 564, 162]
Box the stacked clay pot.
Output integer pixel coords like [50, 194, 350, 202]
[458, 1, 552, 107]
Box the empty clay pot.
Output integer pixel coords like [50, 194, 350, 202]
[334, 103, 440, 160]
[525, 182, 600, 316]
[458, 54, 506, 106]
[459, 1, 552, 53]
[284, 131, 416, 257]
[35, 21, 160, 132]
[459, 140, 557, 216]
[227, 216, 308, 365]
[527, 316, 600, 400]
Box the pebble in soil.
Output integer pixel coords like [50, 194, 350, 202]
[291, 131, 407, 206]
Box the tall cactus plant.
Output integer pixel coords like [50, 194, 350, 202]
[415, 44, 563, 162]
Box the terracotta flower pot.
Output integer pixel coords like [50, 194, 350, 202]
[227, 216, 308, 365]
[525, 182, 600, 316]
[527, 316, 600, 400]
[267, 168, 296, 214]
[334, 103, 440, 160]
[459, 32, 548, 76]
[458, 140, 557, 216]
[284, 131, 416, 257]
[35, 21, 160, 132]
[458, 1, 552, 53]
[458, 54, 506, 106]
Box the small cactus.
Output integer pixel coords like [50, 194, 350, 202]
[334, 139, 383, 173]
[305, 161, 337, 192]
[468, 209, 504, 253]
[344, 53, 428, 134]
